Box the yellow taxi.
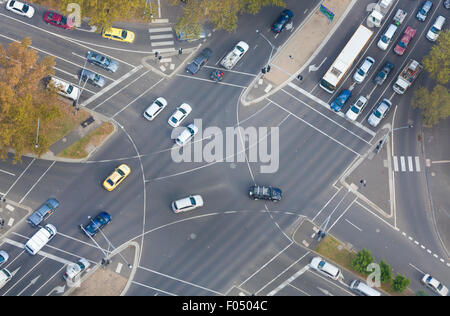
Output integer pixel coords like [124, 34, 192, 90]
[102, 164, 131, 191]
[102, 27, 135, 43]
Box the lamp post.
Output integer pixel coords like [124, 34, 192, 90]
[74, 57, 88, 114]
[256, 29, 276, 73]
[376, 124, 414, 153]
[35, 118, 40, 149]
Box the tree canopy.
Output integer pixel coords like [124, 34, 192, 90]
[422, 30, 450, 85]
[412, 85, 450, 126]
[0, 38, 60, 162]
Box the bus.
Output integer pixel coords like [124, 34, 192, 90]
[319, 25, 374, 93]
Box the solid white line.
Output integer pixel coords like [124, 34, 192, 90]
[328, 196, 356, 232]
[2, 257, 46, 296]
[393, 156, 399, 172]
[408, 156, 413, 172]
[19, 161, 56, 204]
[151, 47, 176, 53]
[415, 156, 421, 172]
[148, 27, 173, 33]
[307, 270, 355, 296]
[269, 99, 361, 156]
[266, 262, 311, 296]
[176, 74, 247, 89]
[408, 263, 425, 274]
[312, 188, 341, 222]
[345, 218, 362, 231]
[131, 281, 177, 296]
[203, 65, 258, 77]
[0, 169, 15, 176]
[2, 158, 35, 198]
[33, 265, 66, 296]
[288, 283, 311, 296]
[400, 156, 406, 172]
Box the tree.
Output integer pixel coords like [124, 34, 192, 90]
[391, 274, 410, 293]
[351, 249, 374, 274]
[412, 85, 450, 126]
[378, 260, 392, 283]
[422, 30, 450, 85]
[0, 37, 60, 162]
[172, 0, 286, 38]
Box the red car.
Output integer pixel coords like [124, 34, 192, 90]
[394, 26, 416, 55]
[43, 11, 74, 30]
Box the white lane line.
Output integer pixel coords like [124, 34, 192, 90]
[312, 188, 341, 222]
[151, 41, 175, 47]
[151, 47, 176, 53]
[328, 198, 356, 232]
[400, 156, 406, 172]
[288, 283, 311, 296]
[415, 156, 421, 172]
[53, 66, 78, 80]
[131, 281, 177, 296]
[203, 65, 258, 77]
[33, 265, 66, 296]
[2, 256, 46, 296]
[345, 219, 362, 231]
[2, 158, 35, 198]
[269, 99, 361, 156]
[176, 74, 247, 89]
[150, 34, 173, 40]
[267, 263, 311, 296]
[148, 27, 173, 33]
[408, 156, 414, 172]
[3, 238, 72, 265]
[0, 169, 15, 176]
[409, 263, 425, 274]
[393, 156, 399, 172]
[421, 245, 425, 249]
[427, 249, 432, 254]
[19, 161, 56, 204]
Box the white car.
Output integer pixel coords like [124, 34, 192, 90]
[48, 77, 80, 101]
[6, 0, 35, 18]
[175, 123, 198, 146]
[353, 56, 375, 83]
[143, 97, 167, 121]
[24, 224, 57, 255]
[345, 96, 368, 121]
[309, 257, 342, 280]
[171, 195, 204, 213]
[168, 103, 192, 128]
[64, 258, 91, 284]
[0, 251, 9, 265]
[422, 274, 448, 296]
[368, 99, 392, 127]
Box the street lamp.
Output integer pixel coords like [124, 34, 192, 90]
[256, 29, 276, 73]
[74, 57, 89, 113]
[35, 118, 40, 149]
[376, 124, 414, 153]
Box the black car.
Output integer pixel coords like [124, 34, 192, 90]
[186, 48, 212, 74]
[272, 9, 294, 33]
[249, 185, 282, 202]
[373, 61, 394, 85]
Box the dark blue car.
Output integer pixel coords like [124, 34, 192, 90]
[186, 48, 212, 74]
[272, 9, 294, 33]
[82, 212, 111, 236]
[27, 198, 59, 227]
[330, 89, 351, 112]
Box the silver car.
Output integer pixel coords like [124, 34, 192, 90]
[80, 69, 106, 88]
[368, 99, 392, 127]
[64, 258, 91, 284]
[143, 97, 167, 121]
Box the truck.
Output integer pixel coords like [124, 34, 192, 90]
[393, 59, 423, 94]
[220, 41, 249, 70]
[367, 0, 395, 27]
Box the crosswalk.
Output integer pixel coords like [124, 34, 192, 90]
[149, 27, 176, 53]
[393, 156, 421, 173]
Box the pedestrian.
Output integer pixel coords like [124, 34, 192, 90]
[289, 55, 294, 60]
[360, 179, 366, 187]
[0, 218, 4, 228]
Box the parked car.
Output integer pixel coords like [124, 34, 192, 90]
[43, 11, 74, 29]
[368, 99, 392, 127]
[422, 274, 448, 296]
[24, 224, 57, 255]
[309, 257, 342, 280]
[373, 61, 395, 85]
[175, 123, 198, 146]
[102, 27, 135, 43]
[345, 96, 368, 121]
[168, 103, 192, 128]
[64, 258, 91, 284]
[330, 89, 351, 112]
[171, 195, 204, 213]
[86, 51, 119, 73]
[102, 164, 131, 191]
[27, 198, 60, 227]
[82, 212, 111, 237]
[47, 77, 80, 101]
[353, 56, 375, 83]
[6, 0, 35, 18]
[416, 1, 433, 21]
[445, 0, 450, 9]
[186, 48, 212, 74]
[143, 97, 167, 121]
[272, 9, 294, 33]
[0, 251, 9, 265]
[394, 26, 416, 55]
[426, 15, 446, 41]
[248, 185, 282, 202]
[79, 69, 106, 88]
[0, 268, 12, 290]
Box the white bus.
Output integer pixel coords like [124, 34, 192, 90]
[319, 25, 374, 93]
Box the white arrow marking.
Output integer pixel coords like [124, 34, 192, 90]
[317, 287, 334, 296]
[309, 57, 327, 72]
[17, 275, 41, 296]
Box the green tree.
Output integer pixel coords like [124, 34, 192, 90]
[391, 274, 410, 293]
[412, 85, 450, 126]
[351, 249, 374, 274]
[378, 260, 392, 283]
[172, 0, 286, 38]
[0, 37, 60, 162]
[422, 30, 450, 85]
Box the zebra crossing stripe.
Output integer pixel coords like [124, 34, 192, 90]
[415, 156, 421, 172]
[151, 41, 175, 47]
[408, 156, 413, 172]
[400, 156, 406, 172]
[149, 27, 173, 33]
[393, 156, 399, 172]
[150, 34, 173, 40]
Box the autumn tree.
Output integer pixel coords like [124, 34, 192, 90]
[0, 37, 60, 162]
[412, 85, 450, 126]
[422, 30, 450, 85]
[171, 0, 286, 39]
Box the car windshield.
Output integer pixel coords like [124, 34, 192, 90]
[398, 41, 406, 48]
[381, 35, 388, 43]
[237, 45, 245, 53]
[419, 9, 426, 15]
[374, 110, 382, 118]
[437, 284, 443, 290]
[430, 27, 439, 34]
[155, 100, 163, 107]
[67, 85, 73, 94]
[94, 74, 100, 81]
[187, 126, 195, 134]
[179, 108, 186, 114]
[23, 4, 29, 12]
[189, 197, 196, 205]
[116, 169, 125, 176]
[171, 117, 178, 124]
[350, 106, 359, 114]
[318, 261, 326, 269]
[357, 69, 365, 76]
[107, 179, 114, 186]
[61, 16, 67, 25]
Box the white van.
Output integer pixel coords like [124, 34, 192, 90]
[350, 280, 381, 296]
[377, 24, 398, 50]
[48, 77, 80, 101]
[426, 15, 446, 41]
[0, 268, 12, 289]
[24, 224, 57, 255]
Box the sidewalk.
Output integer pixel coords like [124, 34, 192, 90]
[242, 0, 357, 105]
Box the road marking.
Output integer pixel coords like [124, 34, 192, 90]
[427, 249, 432, 254]
[288, 283, 311, 296]
[131, 281, 177, 296]
[415, 156, 421, 172]
[151, 41, 175, 47]
[150, 34, 173, 40]
[176, 74, 247, 89]
[267, 263, 310, 296]
[345, 219, 362, 231]
[408, 156, 413, 172]
[400, 156, 406, 172]
[148, 27, 173, 33]
[19, 161, 56, 204]
[312, 188, 341, 222]
[5, 204, 14, 212]
[2, 158, 35, 199]
[7, 218, 14, 226]
[409, 263, 424, 274]
[328, 197, 356, 232]
[115, 262, 123, 274]
[0, 169, 15, 176]
[393, 156, 399, 172]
